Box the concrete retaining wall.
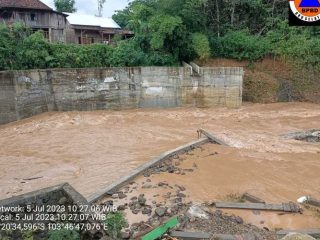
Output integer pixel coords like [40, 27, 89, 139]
[0, 67, 244, 124]
[0, 183, 88, 210]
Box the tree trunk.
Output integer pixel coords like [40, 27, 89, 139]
[215, 0, 220, 38]
[231, 0, 236, 27]
[271, 0, 276, 23]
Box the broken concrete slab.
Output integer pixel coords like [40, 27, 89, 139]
[170, 231, 256, 240]
[197, 129, 229, 146]
[277, 230, 320, 239]
[280, 233, 315, 240]
[0, 183, 88, 208]
[88, 137, 210, 203]
[215, 202, 301, 213]
[306, 197, 320, 207]
[242, 193, 266, 204]
[284, 129, 320, 143]
[170, 231, 211, 239]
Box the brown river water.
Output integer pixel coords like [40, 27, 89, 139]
[0, 102, 319, 229]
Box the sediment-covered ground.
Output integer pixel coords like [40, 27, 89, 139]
[0, 103, 319, 229]
[104, 143, 320, 238]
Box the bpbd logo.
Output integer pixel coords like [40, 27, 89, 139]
[289, 0, 320, 25]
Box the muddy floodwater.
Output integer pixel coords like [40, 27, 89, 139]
[0, 103, 319, 207]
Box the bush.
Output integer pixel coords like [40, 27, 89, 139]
[110, 40, 146, 66]
[48, 228, 80, 240]
[220, 30, 269, 62]
[268, 26, 320, 71]
[146, 52, 177, 66]
[16, 31, 50, 69]
[191, 33, 210, 60]
[208, 33, 223, 57]
[0, 23, 33, 70]
[104, 212, 128, 239]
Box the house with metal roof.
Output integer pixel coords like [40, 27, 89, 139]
[65, 12, 134, 45]
[0, 0, 68, 42]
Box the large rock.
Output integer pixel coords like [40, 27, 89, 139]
[138, 195, 146, 206]
[155, 207, 167, 217]
[120, 231, 131, 239]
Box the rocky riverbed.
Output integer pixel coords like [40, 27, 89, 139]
[99, 144, 320, 239]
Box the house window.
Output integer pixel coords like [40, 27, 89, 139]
[31, 13, 36, 21]
[32, 28, 49, 40]
[2, 11, 13, 19]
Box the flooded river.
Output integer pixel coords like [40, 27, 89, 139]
[0, 102, 319, 208]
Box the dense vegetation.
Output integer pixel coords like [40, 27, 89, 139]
[0, 23, 178, 70]
[54, 0, 76, 13]
[0, 0, 319, 71]
[113, 0, 320, 69]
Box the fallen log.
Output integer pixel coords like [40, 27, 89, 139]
[215, 202, 301, 213]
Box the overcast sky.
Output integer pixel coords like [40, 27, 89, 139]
[41, 0, 131, 17]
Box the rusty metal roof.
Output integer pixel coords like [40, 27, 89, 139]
[0, 0, 52, 10]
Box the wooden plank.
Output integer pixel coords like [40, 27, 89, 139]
[215, 202, 300, 212]
[277, 229, 320, 238]
[87, 138, 209, 203]
[242, 193, 265, 204]
[197, 129, 229, 146]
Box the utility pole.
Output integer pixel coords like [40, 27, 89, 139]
[97, 0, 106, 17]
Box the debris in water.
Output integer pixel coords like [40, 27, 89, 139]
[284, 129, 320, 143]
[187, 205, 209, 220]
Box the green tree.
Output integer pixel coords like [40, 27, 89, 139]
[181, 0, 208, 32]
[16, 31, 50, 69]
[1, 0, 319, 70]
[54, 0, 76, 13]
[220, 30, 269, 62]
[191, 33, 210, 60]
[148, 14, 183, 50]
